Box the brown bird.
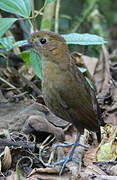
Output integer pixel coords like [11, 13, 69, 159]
[27, 30, 103, 174]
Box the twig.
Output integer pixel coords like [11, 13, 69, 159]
[55, 0, 61, 33]
[0, 77, 17, 89]
[95, 175, 117, 180]
[101, 44, 111, 91]
[17, 6, 45, 22]
[31, 0, 36, 32]
[0, 138, 36, 151]
[12, 92, 28, 98]
[39, 135, 55, 167]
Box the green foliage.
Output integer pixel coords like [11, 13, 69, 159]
[29, 50, 42, 80]
[18, 50, 42, 78]
[58, 17, 70, 31]
[18, 50, 42, 79]
[0, 36, 13, 50]
[16, 167, 21, 180]
[0, 18, 17, 38]
[0, 0, 32, 38]
[13, 40, 28, 49]
[0, 36, 27, 51]
[98, 0, 116, 26]
[62, 33, 107, 45]
[40, 0, 57, 31]
[0, 0, 31, 17]
[44, 0, 57, 6]
[72, 0, 98, 33]
[41, 18, 52, 30]
[18, 50, 30, 68]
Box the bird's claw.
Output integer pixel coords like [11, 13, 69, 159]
[54, 156, 80, 175]
[54, 133, 88, 175]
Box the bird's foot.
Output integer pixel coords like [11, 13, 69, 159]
[54, 132, 89, 175]
[54, 149, 80, 175]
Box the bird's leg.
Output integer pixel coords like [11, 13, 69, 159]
[54, 132, 89, 175]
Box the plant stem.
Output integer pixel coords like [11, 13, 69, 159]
[55, 0, 61, 33]
[31, 0, 36, 31]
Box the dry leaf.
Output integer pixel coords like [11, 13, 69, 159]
[28, 167, 58, 177]
[82, 55, 98, 77]
[83, 147, 98, 166]
[71, 52, 98, 80]
[97, 124, 117, 161]
[94, 45, 111, 93]
[2, 146, 12, 170]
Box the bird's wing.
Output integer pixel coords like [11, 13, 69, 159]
[57, 57, 100, 132]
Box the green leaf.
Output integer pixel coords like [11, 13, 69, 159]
[97, 140, 117, 161]
[23, 0, 32, 17]
[0, 18, 17, 38]
[44, 0, 56, 6]
[78, 67, 87, 73]
[0, 36, 27, 51]
[0, 36, 14, 50]
[13, 40, 28, 48]
[62, 33, 107, 45]
[0, 0, 31, 17]
[16, 167, 21, 180]
[18, 51, 30, 68]
[18, 51, 30, 64]
[29, 50, 42, 79]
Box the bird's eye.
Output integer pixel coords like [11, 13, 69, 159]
[40, 38, 47, 45]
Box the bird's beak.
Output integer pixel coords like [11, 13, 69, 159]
[19, 41, 33, 49]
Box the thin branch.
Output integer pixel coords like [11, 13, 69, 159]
[55, 0, 61, 33]
[0, 77, 17, 89]
[31, 0, 36, 31]
[39, 135, 55, 167]
[17, 6, 45, 22]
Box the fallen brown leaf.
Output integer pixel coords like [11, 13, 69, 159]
[2, 146, 12, 170]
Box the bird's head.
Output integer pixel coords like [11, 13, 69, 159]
[28, 30, 69, 61]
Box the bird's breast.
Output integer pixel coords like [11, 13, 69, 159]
[42, 61, 67, 103]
